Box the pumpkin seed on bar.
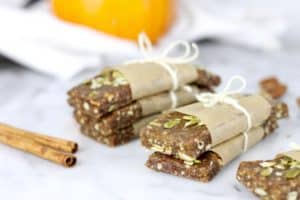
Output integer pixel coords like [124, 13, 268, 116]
[163, 119, 181, 129]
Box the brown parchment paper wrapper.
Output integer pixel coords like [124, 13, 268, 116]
[139, 86, 201, 116]
[211, 126, 264, 165]
[277, 150, 300, 162]
[133, 115, 159, 136]
[175, 95, 271, 145]
[113, 62, 198, 99]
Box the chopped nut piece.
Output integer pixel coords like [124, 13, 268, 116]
[205, 144, 212, 151]
[149, 121, 161, 127]
[156, 163, 163, 170]
[197, 141, 205, 150]
[108, 105, 116, 112]
[275, 171, 283, 176]
[287, 191, 298, 200]
[254, 188, 267, 196]
[275, 164, 285, 170]
[94, 124, 100, 131]
[184, 160, 194, 166]
[151, 144, 164, 153]
[259, 161, 276, 168]
[83, 102, 90, 111]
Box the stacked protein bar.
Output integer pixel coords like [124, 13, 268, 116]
[237, 150, 300, 199]
[68, 62, 220, 146]
[141, 94, 288, 182]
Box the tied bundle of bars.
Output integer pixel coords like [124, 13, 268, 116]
[141, 94, 288, 182]
[0, 123, 78, 167]
[68, 62, 221, 146]
[237, 150, 300, 199]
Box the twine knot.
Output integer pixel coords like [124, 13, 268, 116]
[195, 75, 251, 152]
[125, 32, 200, 90]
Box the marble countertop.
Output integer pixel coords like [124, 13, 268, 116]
[0, 1, 300, 200]
[0, 45, 299, 200]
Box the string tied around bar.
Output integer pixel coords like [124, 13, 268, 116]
[125, 32, 200, 91]
[195, 75, 252, 152]
[169, 91, 178, 109]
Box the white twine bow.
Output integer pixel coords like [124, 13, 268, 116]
[195, 75, 252, 152]
[125, 32, 200, 91]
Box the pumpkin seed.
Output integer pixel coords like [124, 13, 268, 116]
[163, 119, 181, 129]
[178, 152, 195, 162]
[151, 144, 164, 152]
[183, 115, 203, 128]
[260, 167, 273, 177]
[285, 168, 300, 179]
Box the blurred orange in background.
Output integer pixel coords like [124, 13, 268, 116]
[51, 0, 175, 43]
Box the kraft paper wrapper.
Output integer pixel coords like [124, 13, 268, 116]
[175, 95, 271, 145]
[211, 126, 265, 165]
[133, 115, 159, 136]
[277, 150, 300, 162]
[114, 62, 198, 100]
[139, 86, 200, 116]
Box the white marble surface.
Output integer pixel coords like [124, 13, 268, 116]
[0, 1, 300, 200]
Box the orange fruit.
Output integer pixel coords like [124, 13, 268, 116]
[51, 0, 175, 43]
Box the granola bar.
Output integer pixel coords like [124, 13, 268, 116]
[73, 103, 142, 136]
[146, 151, 222, 182]
[73, 86, 211, 136]
[237, 156, 300, 199]
[79, 115, 158, 146]
[81, 125, 136, 147]
[145, 110, 282, 182]
[68, 70, 132, 118]
[141, 96, 286, 161]
[68, 68, 220, 118]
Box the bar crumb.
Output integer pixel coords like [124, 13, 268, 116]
[260, 76, 287, 99]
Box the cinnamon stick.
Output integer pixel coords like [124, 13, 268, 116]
[0, 123, 78, 153]
[0, 131, 76, 167]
